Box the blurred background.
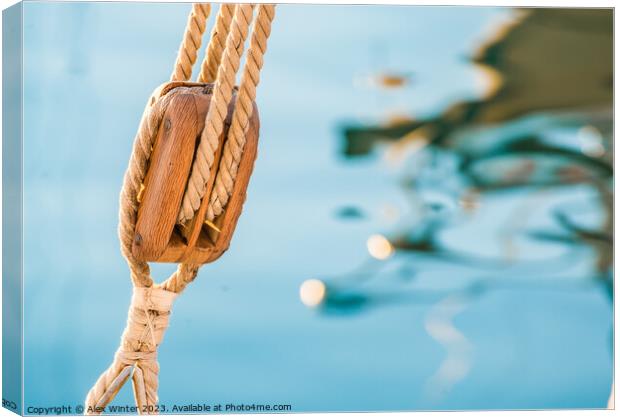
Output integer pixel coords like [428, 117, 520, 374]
[22, 2, 612, 412]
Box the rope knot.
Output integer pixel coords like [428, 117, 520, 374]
[132, 287, 178, 312]
[86, 4, 275, 414]
[121, 287, 178, 352]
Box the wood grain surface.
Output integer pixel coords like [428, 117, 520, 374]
[132, 84, 260, 265]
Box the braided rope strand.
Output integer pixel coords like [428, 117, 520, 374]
[87, 88, 203, 414]
[85, 288, 177, 414]
[178, 4, 255, 224]
[170, 3, 211, 82]
[158, 263, 200, 293]
[198, 4, 235, 83]
[118, 94, 170, 289]
[208, 5, 275, 220]
[87, 3, 275, 412]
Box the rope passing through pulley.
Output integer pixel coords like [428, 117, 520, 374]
[84, 3, 275, 414]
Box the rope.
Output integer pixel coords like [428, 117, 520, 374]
[87, 87, 202, 415]
[170, 4, 211, 82]
[86, 3, 275, 413]
[85, 288, 178, 414]
[208, 5, 276, 220]
[198, 4, 235, 83]
[178, 4, 255, 224]
[118, 91, 173, 289]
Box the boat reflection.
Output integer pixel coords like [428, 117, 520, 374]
[301, 7, 612, 403]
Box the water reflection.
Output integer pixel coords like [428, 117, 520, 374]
[366, 234, 394, 260]
[21, 3, 612, 410]
[303, 7, 612, 403]
[300, 279, 327, 308]
[331, 6, 612, 296]
[423, 294, 473, 402]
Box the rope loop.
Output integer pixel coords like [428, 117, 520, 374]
[178, 3, 256, 223]
[86, 3, 275, 414]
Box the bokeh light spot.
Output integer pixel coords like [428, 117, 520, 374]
[367, 234, 394, 260]
[300, 279, 326, 307]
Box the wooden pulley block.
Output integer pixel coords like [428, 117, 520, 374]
[131, 81, 260, 265]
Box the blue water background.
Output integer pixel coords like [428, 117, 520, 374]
[21, 2, 612, 412]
